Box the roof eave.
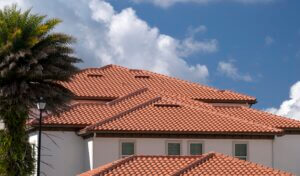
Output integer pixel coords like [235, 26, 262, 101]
[78, 130, 282, 139]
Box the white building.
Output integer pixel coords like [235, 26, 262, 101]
[28, 65, 300, 176]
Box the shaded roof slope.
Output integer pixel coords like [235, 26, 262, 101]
[61, 64, 256, 103]
[78, 153, 293, 176]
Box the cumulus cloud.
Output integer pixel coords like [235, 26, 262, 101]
[265, 35, 274, 46]
[217, 61, 252, 82]
[132, 0, 275, 8]
[0, 0, 218, 83]
[266, 81, 300, 120]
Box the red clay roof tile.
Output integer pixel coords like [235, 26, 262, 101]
[61, 64, 256, 103]
[33, 88, 157, 126]
[85, 92, 281, 134]
[78, 152, 293, 176]
[29, 88, 300, 134]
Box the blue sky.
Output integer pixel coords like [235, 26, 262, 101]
[109, 0, 300, 109]
[1, 0, 299, 118]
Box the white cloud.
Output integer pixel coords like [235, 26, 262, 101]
[0, 0, 25, 7]
[217, 61, 252, 82]
[179, 38, 218, 57]
[266, 81, 300, 120]
[178, 25, 217, 57]
[187, 25, 207, 36]
[132, 0, 275, 8]
[0, 0, 218, 83]
[89, 0, 114, 23]
[265, 35, 274, 46]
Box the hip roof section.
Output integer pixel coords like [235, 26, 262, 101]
[60, 64, 256, 104]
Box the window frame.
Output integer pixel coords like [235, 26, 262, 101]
[187, 140, 204, 155]
[165, 140, 182, 156]
[232, 141, 249, 161]
[119, 139, 136, 158]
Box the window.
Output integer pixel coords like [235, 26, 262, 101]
[189, 143, 203, 155]
[167, 141, 181, 155]
[234, 143, 248, 160]
[120, 141, 135, 158]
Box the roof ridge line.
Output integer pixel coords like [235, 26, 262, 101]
[94, 155, 136, 176]
[141, 69, 219, 91]
[170, 152, 216, 176]
[137, 69, 255, 100]
[101, 64, 251, 100]
[81, 96, 162, 133]
[107, 88, 148, 106]
[161, 96, 282, 133]
[75, 64, 128, 75]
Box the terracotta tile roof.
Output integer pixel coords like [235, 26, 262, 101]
[214, 106, 300, 129]
[31, 88, 157, 126]
[29, 88, 300, 134]
[78, 152, 293, 176]
[79, 159, 120, 176]
[61, 64, 256, 103]
[84, 93, 281, 134]
[183, 153, 293, 176]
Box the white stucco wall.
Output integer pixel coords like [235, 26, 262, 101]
[92, 138, 273, 169]
[29, 131, 86, 176]
[28, 132, 300, 176]
[274, 135, 300, 175]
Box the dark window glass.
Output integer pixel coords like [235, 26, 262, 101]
[235, 144, 247, 160]
[122, 142, 134, 156]
[168, 143, 180, 155]
[190, 143, 203, 155]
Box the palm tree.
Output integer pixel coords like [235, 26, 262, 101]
[0, 5, 81, 175]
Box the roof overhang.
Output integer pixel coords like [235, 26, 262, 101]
[78, 130, 282, 140]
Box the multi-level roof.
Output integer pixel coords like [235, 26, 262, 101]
[29, 64, 300, 136]
[78, 152, 293, 176]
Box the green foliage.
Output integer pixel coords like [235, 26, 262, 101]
[0, 106, 34, 176]
[0, 5, 81, 175]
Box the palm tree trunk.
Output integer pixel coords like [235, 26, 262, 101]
[0, 105, 34, 176]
